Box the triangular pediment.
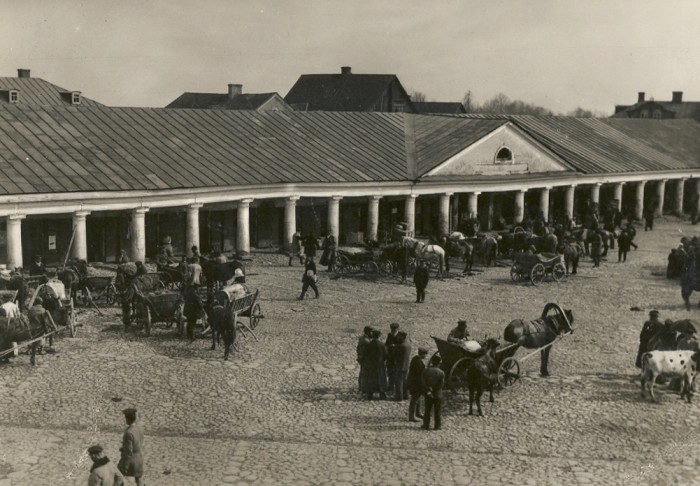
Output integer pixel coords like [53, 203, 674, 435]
[423, 123, 572, 177]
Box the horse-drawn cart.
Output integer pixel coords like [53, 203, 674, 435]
[334, 247, 393, 275]
[431, 337, 519, 393]
[34, 280, 78, 338]
[510, 252, 566, 285]
[214, 286, 263, 341]
[132, 290, 184, 337]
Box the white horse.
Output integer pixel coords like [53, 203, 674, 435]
[402, 236, 446, 276]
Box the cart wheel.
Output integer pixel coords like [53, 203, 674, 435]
[552, 263, 566, 282]
[143, 306, 151, 337]
[448, 357, 472, 396]
[510, 264, 521, 282]
[379, 259, 394, 275]
[68, 299, 77, 338]
[498, 357, 521, 387]
[336, 254, 350, 268]
[106, 284, 117, 305]
[363, 261, 379, 274]
[530, 263, 545, 285]
[250, 303, 262, 330]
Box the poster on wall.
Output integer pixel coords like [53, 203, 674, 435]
[48, 235, 56, 250]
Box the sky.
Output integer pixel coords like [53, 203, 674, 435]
[2, 0, 700, 115]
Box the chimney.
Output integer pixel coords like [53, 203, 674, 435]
[17, 68, 30, 78]
[228, 84, 242, 98]
[341, 66, 352, 75]
[637, 92, 645, 103]
[672, 91, 683, 103]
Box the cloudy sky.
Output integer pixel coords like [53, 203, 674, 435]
[2, 0, 699, 114]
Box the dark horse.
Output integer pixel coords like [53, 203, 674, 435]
[121, 274, 164, 328]
[0, 273, 32, 310]
[503, 303, 574, 377]
[57, 259, 88, 303]
[441, 236, 475, 273]
[681, 251, 700, 310]
[208, 299, 237, 360]
[466, 338, 501, 417]
[199, 256, 246, 297]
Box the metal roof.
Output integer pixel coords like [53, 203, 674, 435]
[413, 102, 466, 115]
[165, 92, 285, 110]
[0, 77, 103, 107]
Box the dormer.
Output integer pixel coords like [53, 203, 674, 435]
[71, 91, 81, 105]
[9, 89, 19, 103]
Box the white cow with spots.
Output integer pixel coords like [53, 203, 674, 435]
[641, 350, 700, 403]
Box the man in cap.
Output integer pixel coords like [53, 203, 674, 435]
[413, 260, 429, 303]
[422, 354, 445, 430]
[635, 310, 664, 368]
[393, 331, 412, 401]
[407, 347, 428, 422]
[88, 444, 124, 486]
[356, 326, 373, 391]
[385, 323, 401, 391]
[118, 408, 145, 485]
[447, 320, 470, 345]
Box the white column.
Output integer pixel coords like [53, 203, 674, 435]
[590, 183, 601, 205]
[404, 194, 417, 235]
[656, 179, 667, 217]
[565, 185, 575, 221]
[6, 214, 25, 270]
[328, 196, 342, 240]
[71, 210, 90, 261]
[236, 199, 253, 254]
[130, 208, 148, 263]
[438, 193, 452, 236]
[539, 187, 551, 222]
[514, 190, 526, 224]
[367, 196, 381, 242]
[635, 181, 646, 220]
[284, 196, 299, 249]
[613, 182, 624, 211]
[451, 194, 460, 230]
[186, 203, 203, 256]
[467, 192, 480, 219]
[675, 178, 686, 215]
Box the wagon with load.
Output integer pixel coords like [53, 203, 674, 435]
[510, 252, 566, 285]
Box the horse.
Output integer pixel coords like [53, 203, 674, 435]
[503, 303, 574, 377]
[466, 338, 501, 417]
[441, 235, 474, 273]
[121, 274, 165, 328]
[0, 273, 31, 310]
[0, 314, 45, 365]
[57, 259, 88, 302]
[476, 234, 498, 267]
[208, 300, 237, 360]
[402, 237, 445, 276]
[526, 233, 559, 254]
[557, 241, 584, 275]
[199, 256, 246, 296]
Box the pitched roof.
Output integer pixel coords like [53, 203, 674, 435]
[0, 77, 103, 107]
[284, 73, 407, 111]
[165, 92, 284, 110]
[612, 100, 700, 119]
[458, 114, 700, 174]
[413, 102, 466, 114]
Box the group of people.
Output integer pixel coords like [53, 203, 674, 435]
[86, 408, 145, 486]
[356, 322, 460, 431]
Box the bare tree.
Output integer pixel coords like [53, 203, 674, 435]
[411, 91, 427, 102]
[462, 90, 474, 112]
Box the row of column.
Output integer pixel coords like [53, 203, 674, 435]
[4, 178, 698, 269]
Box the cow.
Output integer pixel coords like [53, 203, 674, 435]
[641, 350, 700, 403]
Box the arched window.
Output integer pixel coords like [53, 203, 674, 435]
[495, 146, 514, 164]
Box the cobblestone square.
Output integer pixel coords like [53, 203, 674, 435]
[1, 220, 700, 486]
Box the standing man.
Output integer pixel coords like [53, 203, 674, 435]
[362, 329, 388, 400]
[644, 204, 655, 231]
[394, 331, 412, 401]
[385, 323, 400, 392]
[617, 230, 631, 263]
[356, 326, 373, 392]
[118, 408, 144, 486]
[183, 285, 204, 341]
[321, 233, 337, 272]
[635, 310, 664, 368]
[422, 355, 445, 431]
[413, 260, 429, 303]
[29, 255, 45, 277]
[303, 234, 318, 261]
[299, 257, 320, 300]
[88, 444, 124, 486]
[407, 347, 428, 422]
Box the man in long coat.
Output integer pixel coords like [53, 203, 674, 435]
[356, 326, 373, 391]
[361, 330, 387, 400]
[118, 408, 145, 485]
[407, 347, 428, 422]
[385, 323, 400, 391]
[393, 331, 412, 401]
[413, 261, 429, 303]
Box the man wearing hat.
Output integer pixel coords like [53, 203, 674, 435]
[422, 354, 445, 430]
[88, 444, 124, 486]
[447, 320, 470, 344]
[407, 347, 428, 422]
[118, 408, 145, 485]
[356, 326, 373, 391]
[635, 310, 664, 368]
[393, 331, 412, 401]
[413, 260, 429, 303]
[385, 323, 401, 391]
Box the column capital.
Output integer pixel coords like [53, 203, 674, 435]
[132, 207, 149, 215]
[406, 194, 418, 199]
[542, 186, 552, 191]
[616, 181, 625, 186]
[73, 210, 91, 218]
[330, 195, 343, 202]
[679, 177, 688, 181]
[369, 195, 382, 201]
[471, 191, 482, 196]
[661, 179, 669, 183]
[637, 180, 647, 186]
[238, 198, 254, 205]
[286, 196, 300, 202]
[441, 192, 454, 197]
[593, 182, 603, 187]
[7, 214, 26, 221]
[187, 203, 204, 210]
[518, 189, 527, 194]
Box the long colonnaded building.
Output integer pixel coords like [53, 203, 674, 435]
[0, 75, 699, 268]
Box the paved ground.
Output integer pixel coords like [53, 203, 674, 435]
[1, 219, 700, 485]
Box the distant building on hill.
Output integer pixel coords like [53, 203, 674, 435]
[612, 91, 700, 120]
